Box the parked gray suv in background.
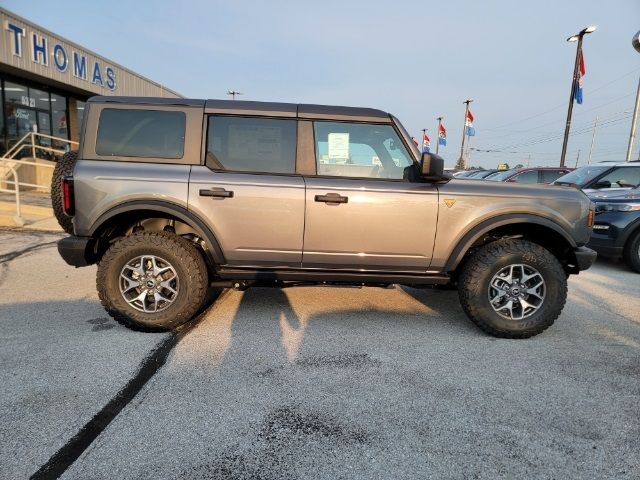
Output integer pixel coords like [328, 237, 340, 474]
[54, 97, 596, 338]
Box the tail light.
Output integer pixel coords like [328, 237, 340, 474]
[62, 176, 75, 216]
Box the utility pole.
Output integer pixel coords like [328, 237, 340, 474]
[436, 117, 443, 154]
[574, 149, 581, 168]
[456, 99, 473, 170]
[587, 116, 599, 164]
[560, 26, 597, 167]
[625, 77, 640, 162]
[629, 31, 640, 161]
[226, 90, 243, 100]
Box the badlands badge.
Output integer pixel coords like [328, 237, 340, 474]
[444, 199, 456, 208]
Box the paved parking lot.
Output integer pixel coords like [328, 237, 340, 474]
[1, 229, 639, 479]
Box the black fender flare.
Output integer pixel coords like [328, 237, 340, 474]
[88, 200, 225, 265]
[443, 213, 577, 271]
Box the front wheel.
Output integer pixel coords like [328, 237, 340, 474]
[97, 231, 208, 331]
[624, 232, 640, 273]
[458, 239, 567, 338]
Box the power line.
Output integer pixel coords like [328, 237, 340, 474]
[477, 113, 632, 151]
[480, 94, 634, 142]
[481, 67, 640, 132]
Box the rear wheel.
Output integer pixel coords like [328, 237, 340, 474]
[50, 150, 78, 234]
[97, 231, 208, 332]
[458, 239, 567, 338]
[624, 232, 640, 273]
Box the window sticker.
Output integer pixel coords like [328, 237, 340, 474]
[328, 133, 349, 160]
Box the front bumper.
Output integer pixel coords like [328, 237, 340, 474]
[57, 236, 94, 267]
[573, 246, 597, 271]
[587, 236, 624, 259]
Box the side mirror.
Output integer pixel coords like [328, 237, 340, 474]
[593, 180, 611, 189]
[420, 152, 447, 181]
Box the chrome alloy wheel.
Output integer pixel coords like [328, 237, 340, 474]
[119, 255, 179, 313]
[488, 264, 545, 320]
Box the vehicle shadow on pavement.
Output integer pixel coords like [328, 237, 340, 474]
[194, 285, 482, 369]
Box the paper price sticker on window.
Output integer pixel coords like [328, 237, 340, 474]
[328, 133, 349, 160]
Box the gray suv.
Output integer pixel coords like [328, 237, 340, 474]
[55, 97, 596, 338]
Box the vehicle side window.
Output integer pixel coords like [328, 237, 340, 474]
[597, 167, 640, 188]
[206, 116, 297, 174]
[542, 170, 568, 183]
[96, 109, 186, 159]
[512, 170, 538, 184]
[313, 121, 413, 180]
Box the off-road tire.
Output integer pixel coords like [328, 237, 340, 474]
[97, 231, 208, 332]
[623, 231, 640, 273]
[458, 239, 567, 338]
[51, 150, 78, 234]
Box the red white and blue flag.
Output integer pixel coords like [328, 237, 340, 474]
[465, 110, 476, 136]
[438, 123, 447, 146]
[574, 50, 585, 104]
[422, 132, 431, 153]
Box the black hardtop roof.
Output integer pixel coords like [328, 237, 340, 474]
[88, 96, 391, 121]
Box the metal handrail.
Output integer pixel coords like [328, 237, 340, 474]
[0, 132, 79, 225]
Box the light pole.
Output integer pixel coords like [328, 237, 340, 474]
[625, 30, 640, 162]
[457, 99, 473, 170]
[560, 25, 597, 167]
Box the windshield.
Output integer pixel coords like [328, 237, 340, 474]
[487, 169, 516, 181]
[391, 115, 420, 161]
[553, 165, 609, 186]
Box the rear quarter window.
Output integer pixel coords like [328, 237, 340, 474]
[96, 109, 186, 159]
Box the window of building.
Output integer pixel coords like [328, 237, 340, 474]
[51, 94, 68, 139]
[75, 100, 85, 137]
[0, 84, 5, 154]
[96, 109, 186, 158]
[206, 116, 297, 174]
[313, 121, 413, 179]
[3, 81, 27, 106]
[30, 87, 50, 111]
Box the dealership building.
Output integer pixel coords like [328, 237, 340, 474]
[0, 7, 180, 156]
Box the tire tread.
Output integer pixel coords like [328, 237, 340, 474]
[458, 239, 567, 338]
[97, 231, 208, 332]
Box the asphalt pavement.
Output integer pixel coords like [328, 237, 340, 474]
[0, 229, 638, 479]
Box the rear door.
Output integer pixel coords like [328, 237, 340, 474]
[302, 121, 439, 272]
[188, 115, 305, 267]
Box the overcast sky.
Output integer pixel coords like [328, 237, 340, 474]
[6, 0, 640, 168]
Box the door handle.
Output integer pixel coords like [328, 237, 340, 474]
[199, 188, 234, 198]
[314, 193, 348, 204]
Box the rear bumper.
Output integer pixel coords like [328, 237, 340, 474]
[573, 246, 597, 271]
[57, 236, 94, 267]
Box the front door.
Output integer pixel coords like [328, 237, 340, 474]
[302, 121, 439, 272]
[189, 115, 305, 268]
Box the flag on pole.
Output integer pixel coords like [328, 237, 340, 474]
[465, 110, 476, 136]
[422, 132, 431, 153]
[574, 50, 585, 104]
[438, 123, 447, 146]
[411, 137, 419, 147]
